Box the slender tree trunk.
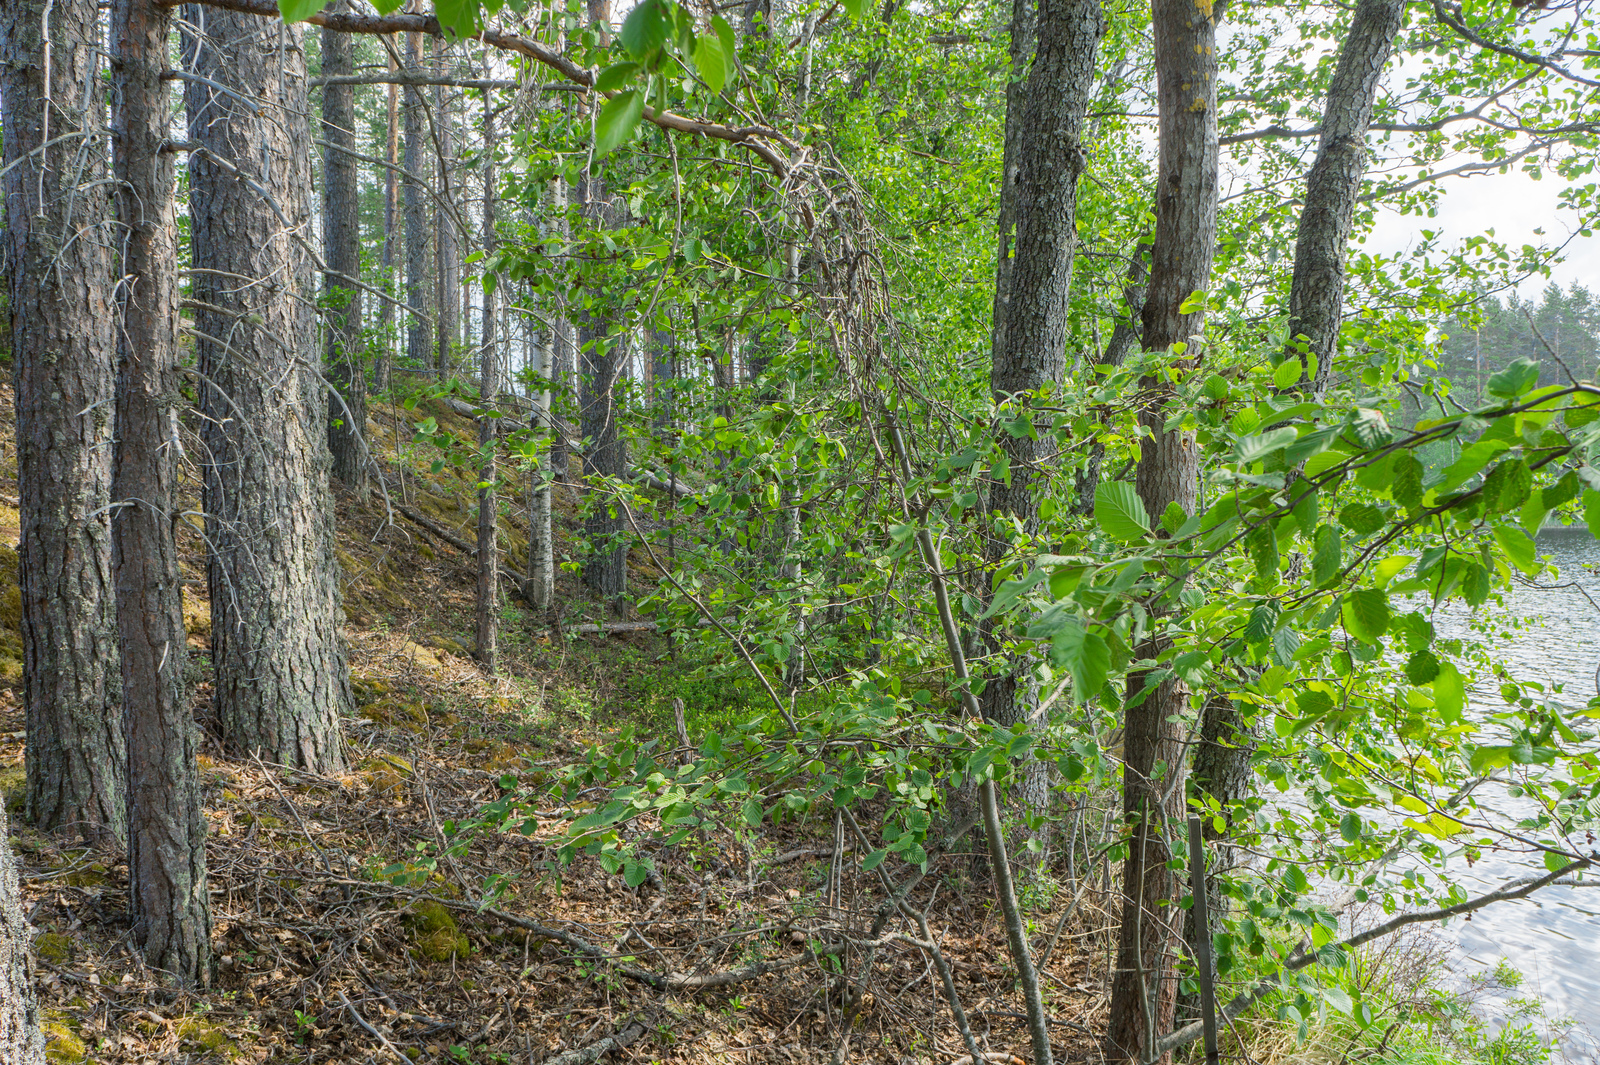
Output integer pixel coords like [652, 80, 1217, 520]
[376, 53, 400, 393]
[528, 320, 556, 611]
[475, 94, 500, 671]
[182, 4, 351, 774]
[433, 41, 460, 377]
[978, 0, 1105, 827]
[0, 806, 42, 1063]
[2, 0, 125, 846]
[323, 3, 368, 497]
[576, 170, 629, 604]
[546, 176, 574, 486]
[1109, 0, 1218, 1057]
[110, 0, 213, 985]
[1285, 0, 1404, 394]
[1072, 247, 1148, 514]
[403, 27, 433, 372]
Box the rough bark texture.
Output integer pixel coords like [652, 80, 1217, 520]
[1285, 0, 1404, 395]
[546, 176, 575, 486]
[433, 42, 460, 376]
[376, 61, 400, 393]
[183, 5, 351, 774]
[1110, 0, 1218, 1057]
[2, 0, 126, 846]
[323, 4, 368, 496]
[577, 172, 629, 604]
[111, 0, 213, 985]
[987, 0, 1037, 369]
[0, 806, 43, 1063]
[403, 29, 434, 373]
[476, 95, 500, 672]
[978, 0, 1105, 819]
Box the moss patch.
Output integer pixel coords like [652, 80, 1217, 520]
[356, 755, 411, 796]
[403, 900, 470, 962]
[43, 1018, 87, 1064]
[174, 1016, 237, 1056]
[34, 931, 73, 964]
[0, 544, 23, 684]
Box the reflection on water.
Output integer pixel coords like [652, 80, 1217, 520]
[1427, 527, 1600, 1061]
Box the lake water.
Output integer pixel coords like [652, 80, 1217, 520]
[1421, 526, 1600, 1060]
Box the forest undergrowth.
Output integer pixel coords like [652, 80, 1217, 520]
[0, 380, 1558, 1065]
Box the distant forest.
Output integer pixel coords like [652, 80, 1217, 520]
[1436, 283, 1600, 405]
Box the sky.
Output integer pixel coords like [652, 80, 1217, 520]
[1362, 157, 1600, 301]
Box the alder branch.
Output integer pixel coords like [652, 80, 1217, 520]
[1153, 854, 1597, 1057]
[310, 72, 578, 90]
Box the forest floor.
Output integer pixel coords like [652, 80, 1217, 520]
[0, 382, 1122, 1065]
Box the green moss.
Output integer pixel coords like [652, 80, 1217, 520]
[33, 931, 72, 964]
[174, 1016, 236, 1055]
[403, 900, 470, 962]
[42, 1020, 87, 1064]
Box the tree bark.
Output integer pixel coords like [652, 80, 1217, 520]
[575, 163, 629, 603]
[1109, 0, 1219, 1057]
[0, 806, 42, 1063]
[987, 0, 1037, 368]
[182, 4, 351, 774]
[1284, 0, 1404, 395]
[433, 39, 460, 376]
[323, 2, 368, 497]
[376, 51, 400, 393]
[476, 92, 500, 672]
[546, 175, 575, 486]
[978, 0, 1105, 825]
[2, 0, 126, 846]
[528, 321, 556, 612]
[403, 26, 434, 373]
[111, 0, 213, 985]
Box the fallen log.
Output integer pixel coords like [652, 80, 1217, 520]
[540, 1016, 653, 1065]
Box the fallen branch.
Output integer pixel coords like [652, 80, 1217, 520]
[540, 1015, 652, 1065]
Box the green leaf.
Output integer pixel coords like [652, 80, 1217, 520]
[1487, 358, 1541, 399]
[1481, 458, 1533, 515]
[842, 0, 871, 17]
[1339, 811, 1362, 843]
[861, 848, 888, 872]
[741, 797, 763, 827]
[1291, 483, 1319, 539]
[1283, 864, 1310, 894]
[1244, 601, 1281, 643]
[1403, 649, 1440, 685]
[595, 61, 642, 93]
[1161, 501, 1188, 535]
[594, 90, 646, 157]
[624, 859, 651, 888]
[1235, 427, 1298, 465]
[1273, 358, 1306, 389]
[278, 0, 329, 20]
[1494, 524, 1539, 575]
[1048, 617, 1111, 703]
[1247, 524, 1279, 583]
[1341, 589, 1390, 644]
[370, 0, 405, 11]
[691, 32, 729, 93]
[1094, 482, 1149, 542]
[1349, 408, 1391, 449]
[1462, 562, 1491, 606]
[434, 0, 479, 35]
[713, 14, 736, 59]
[1440, 439, 1511, 491]
[621, 0, 670, 58]
[1585, 489, 1600, 539]
[1433, 662, 1465, 721]
[1338, 503, 1385, 537]
[1312, 525, 1342, 585]
[1272, 625, 1300, 665]
[1392, 454, 1424, 511]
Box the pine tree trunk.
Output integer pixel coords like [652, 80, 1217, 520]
[575, 166, 629, 604]
[0, 806, 42, 1063]
[1285, 0, 1404, 394]
[547, 176, 577, 486]
[111, 0, 213, 986]
[323, 5, 368, 497]
[182, 5, 351, 775]
[475, 95, 500, 671]
[2, 0, 125, 846]
[376, 54, 400, 394]
[403, 29, 434, 373]
[978, 0, 1105, 829]
[433, 42, 460, 377]
[1108, 0, 1218, 1057]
